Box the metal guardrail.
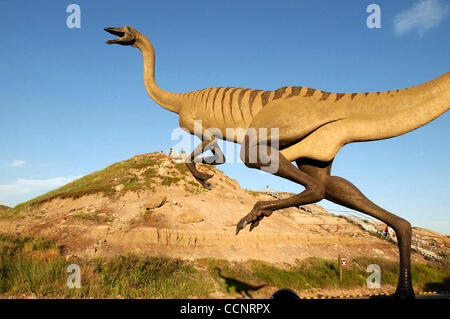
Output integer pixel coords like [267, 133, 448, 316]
[343, 216, 446, 262]
[267, 191, 283, 200]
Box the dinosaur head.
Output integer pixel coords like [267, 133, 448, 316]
[104, 26, 137, 46]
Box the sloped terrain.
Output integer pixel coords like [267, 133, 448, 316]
[0, 153, 448, 266]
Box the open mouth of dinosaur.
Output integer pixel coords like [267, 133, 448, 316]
[104, 27, 135, 45]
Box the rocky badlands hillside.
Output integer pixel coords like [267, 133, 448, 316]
[0, 153, 448, 265]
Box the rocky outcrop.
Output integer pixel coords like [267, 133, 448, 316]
[143, 196, 167, 210]
[176, 212, 204, 224]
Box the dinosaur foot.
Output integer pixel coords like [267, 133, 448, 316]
[236, 202, 273, 235]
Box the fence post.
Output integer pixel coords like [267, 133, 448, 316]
[338, 255, 342, 282]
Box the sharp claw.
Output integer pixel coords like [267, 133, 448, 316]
[236, 205, 272, 235]
[235, 220, 247, 235]
[249, 216, 263, 232]
[249, 221, 259, 232]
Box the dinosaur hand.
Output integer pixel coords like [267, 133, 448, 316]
[235, 202, 273, 235]
[185, 162, 214, 189]
[195, 177, 213, 190]
[193, 171, 214, 190]
[194, 170, 214, 182]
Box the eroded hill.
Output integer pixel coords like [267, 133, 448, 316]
[0, 152, 448, 265]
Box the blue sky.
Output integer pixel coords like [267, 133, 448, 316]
[0, 0, 449, 233]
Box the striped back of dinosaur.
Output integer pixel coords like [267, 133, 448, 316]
[182, 86, 317, 140]
[181, 71, 449, 144]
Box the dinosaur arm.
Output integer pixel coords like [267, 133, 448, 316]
[185, 136, 225, 189]
[186, 136, 225, 165]
[193, 146, 226, 165]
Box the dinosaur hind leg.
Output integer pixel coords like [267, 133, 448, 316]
[295, 159, 415, 298]
[236, 142, 327, 234]
[324, 176, 415, 298]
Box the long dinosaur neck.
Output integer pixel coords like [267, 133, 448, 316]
[135, 33, 181, 114]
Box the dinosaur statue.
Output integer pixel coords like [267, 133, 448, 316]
[105, 26, 449, 299]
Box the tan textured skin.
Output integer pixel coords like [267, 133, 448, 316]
[106, 27, 449, 298]
[105, 27, 449, 162]
[181, 74, 450, 162]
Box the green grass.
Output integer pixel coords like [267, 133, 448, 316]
[1, 234, 449, 298]
[184, 180, 203, 194]
[120, 175, 141, 193]
[0, 234, 213, 298]
[0, 234, 64, 295]
[142, 167, 158, 184]
[174, 163, 189, 175]
[201, 256, 450, 295]
[94, 255, 210, 298]
[203, 258, 364, 292]
[160, 176, 181, 186]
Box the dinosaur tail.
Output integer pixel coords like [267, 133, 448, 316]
[349, 71, 450, 142]
[280, 72, 449, 162]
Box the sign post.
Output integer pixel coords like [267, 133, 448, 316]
[339, 257, 348, 282]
